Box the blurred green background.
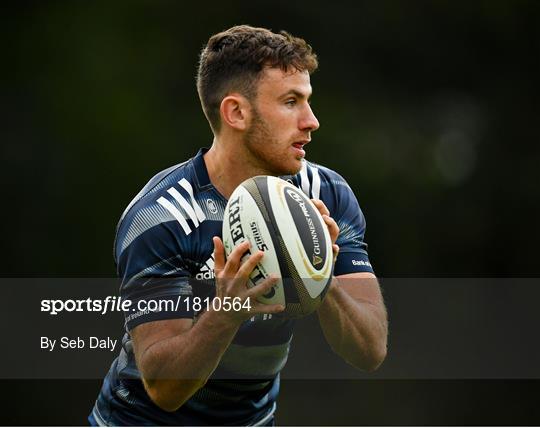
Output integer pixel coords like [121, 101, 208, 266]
[3, 0, 540, 277]
[2, 0, 539, 425]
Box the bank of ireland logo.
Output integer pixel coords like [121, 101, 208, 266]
[196, 255, 215, 280]
[352, 259, 372, 268]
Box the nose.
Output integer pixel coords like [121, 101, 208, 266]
[299, 103, 320, 132]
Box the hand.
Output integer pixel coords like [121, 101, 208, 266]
[212, 237, 285, 324]
[311, 199, 340, 263]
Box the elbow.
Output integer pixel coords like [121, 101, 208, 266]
[144, 379, 205, 412]
[348, 341, 387, 373]
[137, 348, 207, 412]
[362, 344, 387, 372]
[147, 386, 184, 413]
[362, 320, 389, 372]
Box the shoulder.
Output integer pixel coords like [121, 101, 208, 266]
[286, 159, 358, 211]
[114, 158, 197, 263]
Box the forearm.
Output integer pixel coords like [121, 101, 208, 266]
[317, 277, 388, 371]
[139, 309, 240, 411]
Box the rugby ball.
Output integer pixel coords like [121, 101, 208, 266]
[222, 176, 334, 318]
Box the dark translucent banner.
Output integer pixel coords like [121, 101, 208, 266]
[1, 278, 539, 379]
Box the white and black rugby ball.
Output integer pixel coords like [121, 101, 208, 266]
[222, 176, 334, 318]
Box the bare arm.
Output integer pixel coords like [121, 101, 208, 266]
[132, 310, 238, 411]
[132, 238, 284, 412]
[311, 199, 388, 371]
[317, 272, 388, 371]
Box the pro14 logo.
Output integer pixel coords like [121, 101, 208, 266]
[196, 255, 215, 280]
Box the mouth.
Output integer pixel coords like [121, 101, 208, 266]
[292, 140, 310, 157]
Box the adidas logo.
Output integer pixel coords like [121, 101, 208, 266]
[195, 255, 215, 280]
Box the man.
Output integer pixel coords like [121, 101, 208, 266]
[90, 25, 387, 426]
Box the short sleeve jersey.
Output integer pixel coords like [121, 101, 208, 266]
[91, 148, 374, 426]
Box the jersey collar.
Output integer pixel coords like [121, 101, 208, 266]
[192, 147, 213, 190]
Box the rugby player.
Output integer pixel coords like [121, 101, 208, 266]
[90, 25, 388, 426]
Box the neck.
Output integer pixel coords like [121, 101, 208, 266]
[203, 135, 269, 199]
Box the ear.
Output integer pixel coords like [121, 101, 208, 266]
[219, 94, 250, 131]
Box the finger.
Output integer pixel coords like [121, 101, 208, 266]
[245, 274, 279, 300]
[332, 244, 340, 262]
[247, 302, 285, 315]
[322, 214, 338, 228]
[236, 250, 265, 281]
[212, 237, 226, 274]
[311, 199, 330, 216]
[322, 214, 340, 243]
[222, 240, 251, 277]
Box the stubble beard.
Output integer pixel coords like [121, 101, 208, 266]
[243, 108, 302, 177]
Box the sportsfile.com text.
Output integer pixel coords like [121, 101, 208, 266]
[40, 296, 251, 315]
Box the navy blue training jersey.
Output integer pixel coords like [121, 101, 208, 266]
[90, 148, 374, 426]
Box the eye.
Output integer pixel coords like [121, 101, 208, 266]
[285, 98, 297, 106]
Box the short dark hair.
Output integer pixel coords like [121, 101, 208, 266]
[196, 25, 318, 133]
